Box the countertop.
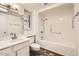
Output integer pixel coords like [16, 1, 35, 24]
[0, 37, 30, 50]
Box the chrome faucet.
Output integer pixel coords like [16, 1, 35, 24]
[10, 32, 17, 40]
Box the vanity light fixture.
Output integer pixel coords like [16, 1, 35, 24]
[0, 7, 8, 12]
[0, 3, 19, 13]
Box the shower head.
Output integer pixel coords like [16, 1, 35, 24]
[44, 3, 48, 6]
[73, 11, 79, 19]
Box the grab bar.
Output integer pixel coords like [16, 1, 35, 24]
[50, 24, 62, 35]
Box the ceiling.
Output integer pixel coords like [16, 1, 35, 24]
[18, 3, 57, 12]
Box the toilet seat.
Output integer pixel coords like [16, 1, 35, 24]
[30, 43, 40, 51]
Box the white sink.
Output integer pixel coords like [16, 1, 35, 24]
[10, 39, 23, 42]
[9, 36, 26, 42]
[0, 36, 30, 50]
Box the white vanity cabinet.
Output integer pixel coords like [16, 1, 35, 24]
[12, 41, 29, 56]
[15, 46, 29, 56]
[0, 40, 30, 56]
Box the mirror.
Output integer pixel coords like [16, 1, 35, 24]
[0, 4, 23, 37]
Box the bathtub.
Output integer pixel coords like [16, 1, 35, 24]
[37, 39, 77, 56]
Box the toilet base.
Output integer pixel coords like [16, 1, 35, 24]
[30, 48, 41, 56]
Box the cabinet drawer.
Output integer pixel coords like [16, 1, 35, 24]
[13, 42, 28, 51]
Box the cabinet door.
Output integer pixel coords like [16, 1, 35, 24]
[0, 47, 15, 56]
[16, 46, 29, 56]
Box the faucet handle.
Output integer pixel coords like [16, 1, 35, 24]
[14, 33, 16, 36]
[10, 32, 13, 35]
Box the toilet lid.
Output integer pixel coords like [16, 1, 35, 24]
[31, 43, 40, 48]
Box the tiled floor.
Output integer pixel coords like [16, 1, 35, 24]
[30, 48, 62, 56]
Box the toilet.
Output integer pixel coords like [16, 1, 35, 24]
[30, 43, 41, 55]
[30, 43, 40, 51]
[29, 36, 41, 51]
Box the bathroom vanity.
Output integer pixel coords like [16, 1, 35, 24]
[0, 38, 30, 56]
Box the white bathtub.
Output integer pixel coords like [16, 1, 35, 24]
[37, 39, 77, 56]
